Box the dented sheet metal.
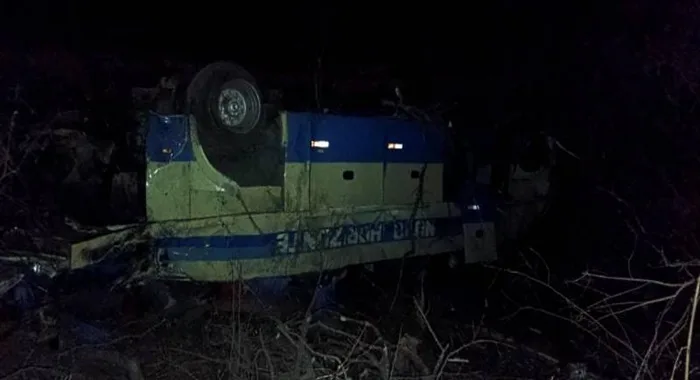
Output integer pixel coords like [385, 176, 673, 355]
[149, 205, 466, 281]
[68, 224, 144, 269]
[0, 221, 145, 302]
[143, 107, 550, 282]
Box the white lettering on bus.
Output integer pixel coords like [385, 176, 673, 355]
[275, 219, 437, 254]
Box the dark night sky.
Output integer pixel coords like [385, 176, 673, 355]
[0, 1, 675, 129]
[0, 2, 575, 64]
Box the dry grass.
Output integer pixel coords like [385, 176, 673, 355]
[0, 273, 591, 380]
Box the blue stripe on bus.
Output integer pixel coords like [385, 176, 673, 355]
[156, 216, 464, 262]
[285, 112, 446, 163]
[146, 112, 194, 162]
[384, 117, 445, 164]
[146, 112, 447, 164]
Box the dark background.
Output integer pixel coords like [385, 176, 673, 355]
[1, 0, 696, 257]
[1, 0, 697, 274]
[0, 1, 660, 114]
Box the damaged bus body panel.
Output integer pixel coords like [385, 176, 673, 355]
[146, 109, 497, 282]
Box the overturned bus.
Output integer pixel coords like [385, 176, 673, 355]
[0, 60, 558, 322]
[143, 61, 503, 282]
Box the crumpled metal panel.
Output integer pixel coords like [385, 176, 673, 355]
[142, 110, 500, 283]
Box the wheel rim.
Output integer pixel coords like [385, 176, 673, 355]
[217, 87, 248, 127]
[210, 78, 261, 133]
